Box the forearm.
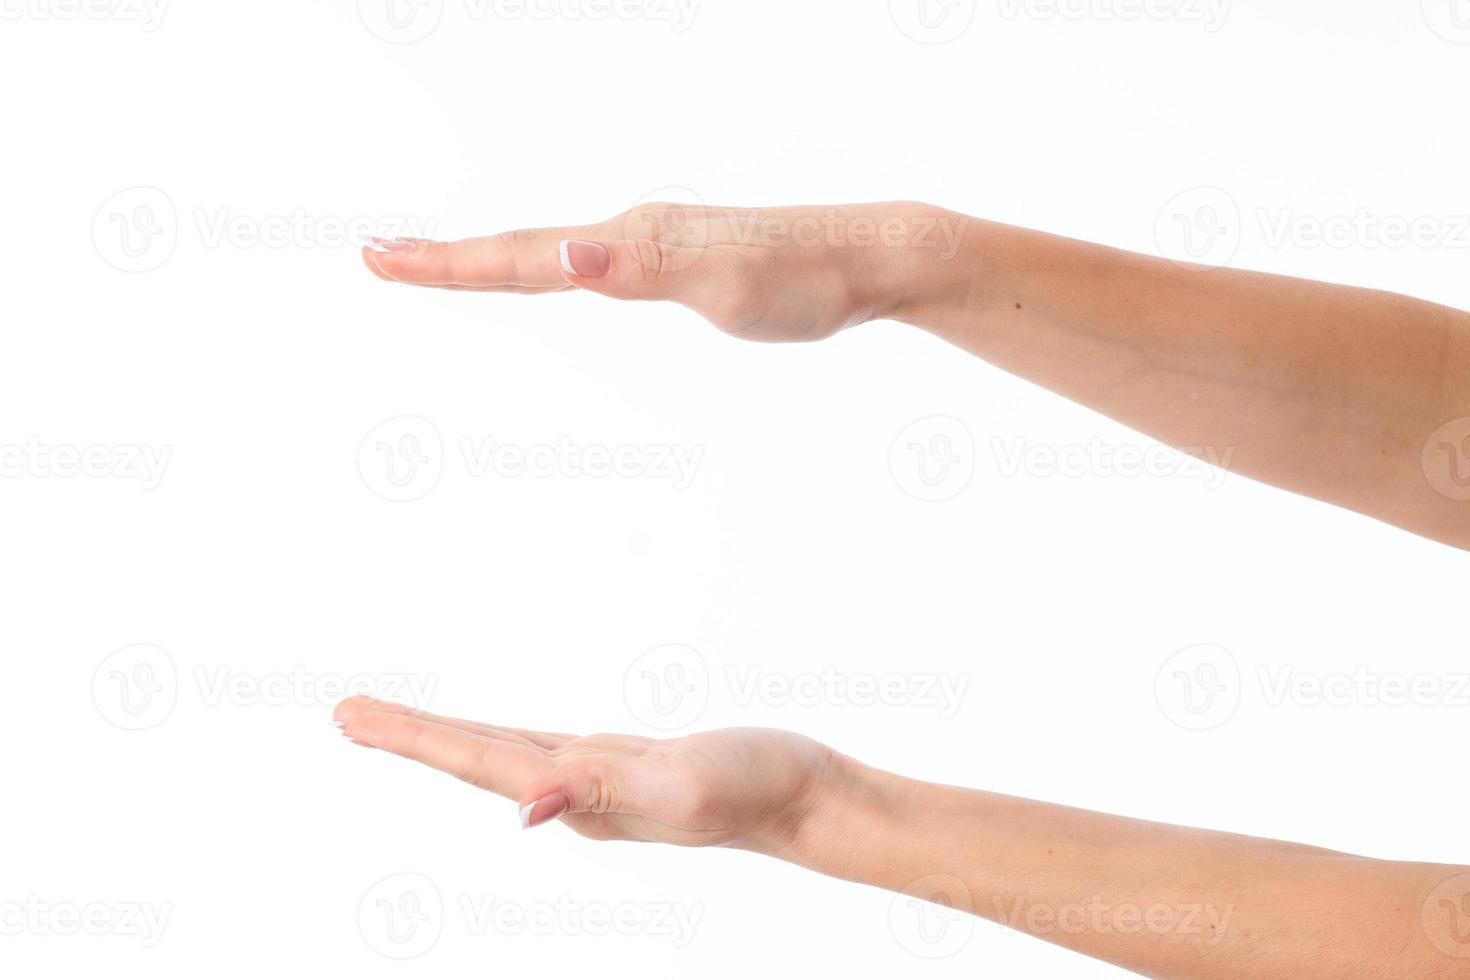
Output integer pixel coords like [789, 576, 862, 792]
[772, 755, 1465, 979]
[882, 210, 1470, 550]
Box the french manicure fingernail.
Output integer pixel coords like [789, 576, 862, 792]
[367, 236, 419, 253]
[518, 791, 570, 829]
[560, 240, 611, 279]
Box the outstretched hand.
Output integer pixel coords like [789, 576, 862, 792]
[333, 697, 844, 854]
[361, 202, 959, 342]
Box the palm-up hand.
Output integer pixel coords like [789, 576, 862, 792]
[334, 697, 841, 853]
[362, 201, 955, 342]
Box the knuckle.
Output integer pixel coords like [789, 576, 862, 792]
[564, 758, 620, 814]
[629, 239, 670, 286]
[431, 241, 462, 282]
[620, 202, 703, 244]
[498, 228, 537, 279]
[451, 741, 500, 793]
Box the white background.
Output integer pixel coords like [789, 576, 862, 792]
[2, 0, 1468, 976]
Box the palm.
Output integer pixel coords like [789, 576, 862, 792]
[565, 729, 833, 848]
[334, 698, 835, 854]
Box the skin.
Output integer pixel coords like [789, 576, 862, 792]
[353, 203, 1470, 976]
[334, 696, 1470, 979]
[363, 201, 1470, 550]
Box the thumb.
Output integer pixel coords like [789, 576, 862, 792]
[517, 754, 683, 830]
[558, 238, 713, 304]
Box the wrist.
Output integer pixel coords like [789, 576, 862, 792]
[860, 203, 986, 328]
[760, 747, 914, 877]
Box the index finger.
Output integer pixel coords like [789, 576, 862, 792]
[335, 695, 574, 751]
[367, 226, 599, 288]
[343, 710, 549, 798]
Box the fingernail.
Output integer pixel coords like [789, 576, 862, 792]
[518, 791, 570, 829]
[560, 240, 611, 279]
[332, 720, 347, 729]
[367, 237, 419, 253]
